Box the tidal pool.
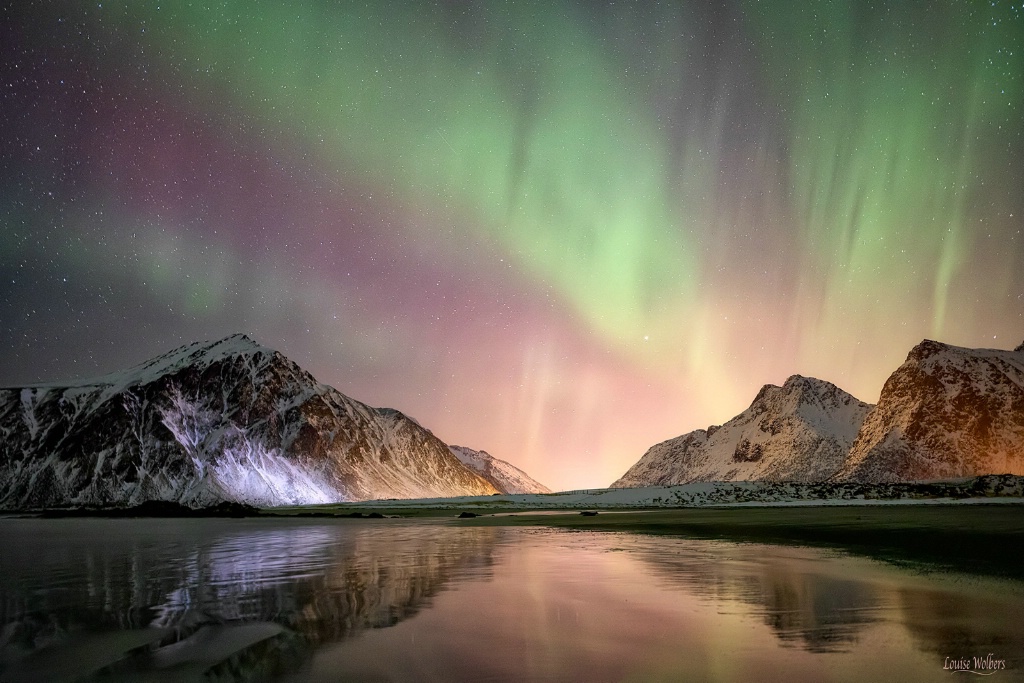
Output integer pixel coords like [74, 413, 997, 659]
[0, 517, 1020, 682]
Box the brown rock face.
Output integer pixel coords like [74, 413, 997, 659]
[836, 340, 1024, 482]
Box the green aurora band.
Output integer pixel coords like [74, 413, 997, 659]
[101, 1, 1020, 371]
[744, 0, 1021, 339]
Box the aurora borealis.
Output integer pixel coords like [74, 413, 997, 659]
[1, 1, 1021, 490]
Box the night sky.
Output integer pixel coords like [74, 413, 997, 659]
[1, 1, 1022, 490]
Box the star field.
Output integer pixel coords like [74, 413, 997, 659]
[1, 0, 1022, 489]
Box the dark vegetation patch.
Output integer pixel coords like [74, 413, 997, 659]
[36, 500, 261, 518]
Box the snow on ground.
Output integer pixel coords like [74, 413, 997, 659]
[330, 475, 1024, 510]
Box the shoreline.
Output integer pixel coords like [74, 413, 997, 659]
[5, 499, 1023, 581]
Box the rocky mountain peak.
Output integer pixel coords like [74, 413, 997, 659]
[749, 375, 854, 416]
[838, 340, 1024, 481]
[98, 333, 286, 392]
[613, 372, 872, 487]
[618, 338, 1024, 489]
[0, 336, 503, 508]
[781, 375, 827, 404]
[782, 374, 810, 388]
[907, 339, 950, 363]
[167, 333, 277, 364]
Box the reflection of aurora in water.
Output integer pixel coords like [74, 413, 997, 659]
[2, 2, 1021, 491]
[1, 520, 1023, 681]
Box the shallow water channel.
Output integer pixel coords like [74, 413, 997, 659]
[0, 517, 1021, 682]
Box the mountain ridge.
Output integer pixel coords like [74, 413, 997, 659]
[613, 374, 872, 487]
[836, 339, 1024, 481]
[448, 445, 551, 494]
[0, 335, 505, 508]
[614, 339, 1024, 487]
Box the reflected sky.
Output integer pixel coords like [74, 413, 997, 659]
[1, 519, 1022, 682]
[298, 531, 1024, 682]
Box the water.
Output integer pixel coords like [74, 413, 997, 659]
[0, 517, 1021, 682]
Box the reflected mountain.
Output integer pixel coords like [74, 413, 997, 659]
[753, 569, 882, 652]
[0, 519, 499, 682]
[634, 542, 885, 652]
[632, 537, 1024, 665]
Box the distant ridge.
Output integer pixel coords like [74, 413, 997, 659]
[449, 445, 551, 494]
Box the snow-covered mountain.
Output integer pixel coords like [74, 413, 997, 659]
[616, 339, 1024, 488]
[613, 376, 873, 487]
[0, 334, 498, 508]
[836, 340, 1024, 482]
[449, 445, 551, 494]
